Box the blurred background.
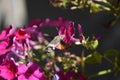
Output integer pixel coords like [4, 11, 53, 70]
[0, 0, 27, 29]
[0, 0, 120, 80]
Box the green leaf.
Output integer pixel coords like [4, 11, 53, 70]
[82, 37, 99, 50]
[94, 51, 102, 63]
[90, 40, 99, 49]
[85, 51, 102, 64]
[113, 57, 120, 76]
[62, 0, 72, 7]
[90, 4, 101, 13]
[98, 69, 112, 76]
[85, 55, 97, 64]
[103, 49, 118, 57]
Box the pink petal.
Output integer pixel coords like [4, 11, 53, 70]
[18, 75, 28, 80]
[78, 24, 83, 36]
[0, 30, 6, 40]
[0, 25, 14, 40]
[68, 22, 75, 37]
[78, 24, 84, 42]
[33, 68, 43, 78]
[78, 71, 87, 80]
[17, 64, 27, 75]
[28, 75, 39, 80]
[15, 29, 31, 40]
[0, 66, 15, 80]
[0, 41, 8, 54]
[58, 25, 66, 35]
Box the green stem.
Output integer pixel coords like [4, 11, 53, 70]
[81, 49, 85, 74]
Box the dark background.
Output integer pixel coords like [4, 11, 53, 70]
[26, 0, 120, 80]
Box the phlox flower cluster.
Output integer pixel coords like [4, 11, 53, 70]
[0, 17, 89, 80]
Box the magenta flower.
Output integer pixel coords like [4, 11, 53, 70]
[15, 29, 31, 40]
[25, 25, 44, 42]
[0, 35, 14, 55]
[0, 25, 14, 40]
[77, 71, 87, 80]
[56, 70, 87, 80]
[10, 28, 32, 58]
[0, 41, 9, 55]
[0, 25, 15, 55]
[28, 17, 71, 28]
[17, 62, 47, 80]
[78, 24, 84, 42]
[0, 60, 18, 80]
[58, 22, 75, 45]
[46, 17, 72, 27]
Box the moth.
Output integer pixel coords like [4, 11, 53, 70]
[45, 35, 65, 53]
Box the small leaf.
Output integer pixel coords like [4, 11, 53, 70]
[103, 49, 118, 57]
[113, 57, 120, 76]
[94, 51, 102, 63]
[85, 55, 97, 64]
[90, 4, 101, 13]
[97, 69, 112, 76]
[85, 51, 102, 64]
[90, 40, 99, 49]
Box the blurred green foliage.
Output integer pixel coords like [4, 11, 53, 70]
[49, 0, 120, 27]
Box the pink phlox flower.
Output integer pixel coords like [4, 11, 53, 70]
[78, 24, 84, 42]
[0, 25, 14, 40]
[11, 43, 24, 56]
[0, 35, 14, 54]
[15, 29, 31, 40]
[46, 17, 71, 27]
[10, 28, 31, 57]
[0, 41, 9, 55]
[28, 17, 71, 28]
[0, 26, 31, 56]
[0, 25, 14, 54]
[15, 39, 29, 52]
[26, 25, 44, 42]
[17, 62, 47, 80]
[0, 34, 14, 55]
[0, 54, 7, 64]
[10, 38, 31, 60]
[57, 70, 76, 80]
[92, 35, 101, 41]
[77, 71, 87, 80]
[0, 60, 18, 80]
[57, 70, 87, 80]
[58, 22, 75, 45]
